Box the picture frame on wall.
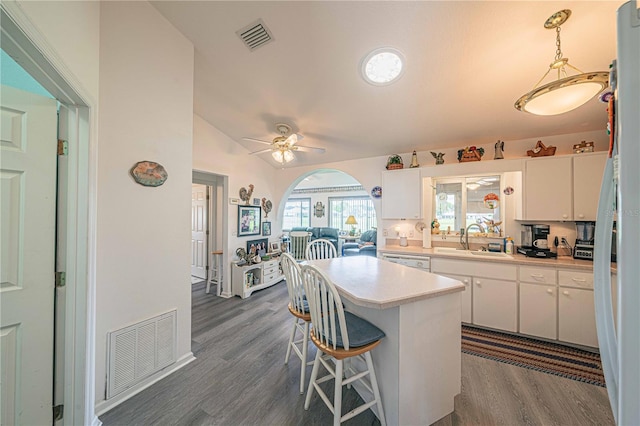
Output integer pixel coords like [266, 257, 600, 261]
[262, 221, 272, 236]
[238, 205, 261, 236]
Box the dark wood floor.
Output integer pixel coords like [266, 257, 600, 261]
[100, 280, 614, 426]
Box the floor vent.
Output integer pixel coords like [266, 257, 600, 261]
[106, 310, 176, 399]
[236, 19, 274, 51]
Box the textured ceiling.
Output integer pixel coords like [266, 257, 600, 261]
[152, 1, 621, 168]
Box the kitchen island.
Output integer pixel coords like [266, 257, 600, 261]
[305, 256, 464, 426]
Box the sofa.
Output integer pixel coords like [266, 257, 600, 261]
[342, 229, 377, 257]
[290, 227, 339, 252]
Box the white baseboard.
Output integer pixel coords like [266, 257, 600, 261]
[94, 352, 196, 416]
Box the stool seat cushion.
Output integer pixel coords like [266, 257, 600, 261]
[326, 311, 385, 348]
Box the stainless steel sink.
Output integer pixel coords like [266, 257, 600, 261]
[433, 247, 512, 259]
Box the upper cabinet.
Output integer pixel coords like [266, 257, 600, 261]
[573, 152, 607, 220]
[381, 169, 422, 219]
[524, 152, 607, 221]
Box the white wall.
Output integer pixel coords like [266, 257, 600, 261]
[193, 114, 279, 265]
[94, 1, 194, 405]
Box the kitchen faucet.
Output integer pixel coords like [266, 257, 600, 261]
[460, 223, 485, 250]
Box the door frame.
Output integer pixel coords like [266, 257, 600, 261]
[1, 4, 97, 425]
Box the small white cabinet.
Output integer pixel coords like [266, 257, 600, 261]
[438, 272, 472, 323]
[524, 156, 573, 220]
[573, 152, 607, 220]
[558, 269, 597, 347]
[232, 258, 283, 299]
[381, 168, 422, 219]
[520, 283, 557, 340]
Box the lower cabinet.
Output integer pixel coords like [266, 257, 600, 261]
[232, 258, 283, 299]
[519, 283, 557, 340]
[473, 278, 517, 332]
[558, 287, 598, 347]
[438, 273, 472, 323]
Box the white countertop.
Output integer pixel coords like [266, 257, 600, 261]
[304, 256, 464, 310]
[378, 245, 613, 272]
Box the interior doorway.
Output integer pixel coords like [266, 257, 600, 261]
[191, 184, 208, 283]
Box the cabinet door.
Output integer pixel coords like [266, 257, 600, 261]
[381, 169, 422, 219]
[439, 273, 472, 323]
[473, 278, 517, 332]
[573, 153, 607, 221]
[524, 156, 572, 220]
[519, 283, 557, 340]
[558, 287, 598, 347]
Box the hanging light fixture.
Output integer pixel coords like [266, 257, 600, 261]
[271, 147, 295, 164]
[515, 9, 609, 115]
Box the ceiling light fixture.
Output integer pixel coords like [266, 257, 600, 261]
[361, 47, 405, 86]
[271, 148, 295, 164]
[514, 10, 609, 115]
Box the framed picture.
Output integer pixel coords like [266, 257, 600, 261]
[238, 205, 261, 236]
[262, 221, 271, 236]
[247, 238, 268, 257]
[269, 241, 281, 254]
[253, 198, 260, 206]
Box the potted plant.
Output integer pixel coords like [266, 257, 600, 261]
[386, 154, 404, 170]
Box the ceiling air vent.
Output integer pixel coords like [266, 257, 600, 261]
[236, 19, 274, 51]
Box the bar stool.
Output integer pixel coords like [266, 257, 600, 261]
[207, 250, 223, 295]
[301, 264, 386, 426]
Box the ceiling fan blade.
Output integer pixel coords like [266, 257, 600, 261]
[293, 145, 326, 154]
[248, 148, 273, 155]
[242, 137, 273, 145]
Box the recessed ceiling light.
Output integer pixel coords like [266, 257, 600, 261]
[361, 47, 405, 86]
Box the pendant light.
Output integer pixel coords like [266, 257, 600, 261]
[515, 10, 609, 116]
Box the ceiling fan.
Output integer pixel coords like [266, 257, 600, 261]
[243, 123, 325, 165]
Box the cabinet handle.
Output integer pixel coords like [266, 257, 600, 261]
[547, 289, 554, 294]
[463, 279, 469, 284]
[562, 214, 569, 219]
[417, 262, 423, 267]
[578, 214, 585, 219]
[530, 273, 545, 280]
[476, 280, 481, 286]
[563, 290, 570, 296]
[571, 277, 586, 282]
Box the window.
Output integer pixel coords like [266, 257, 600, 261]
[434, 176, 502, 235]
[283, 198, 311, 230]
[328, 196, 377, 233]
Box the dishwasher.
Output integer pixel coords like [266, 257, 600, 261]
[380, 253, 430, 271]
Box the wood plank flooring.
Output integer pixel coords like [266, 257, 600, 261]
[100, 280, 614, 426]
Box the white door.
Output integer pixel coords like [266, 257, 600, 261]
[1, 85, 58, 425]
[191, 184, 207, 280]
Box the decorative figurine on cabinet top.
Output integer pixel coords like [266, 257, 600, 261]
[526, 140, 556, 157]
[494, 140, 505, 160]
[385, 154, 404, 170]
[409, 151, 420, 168]
[431, 152, 445, 165]
[457, 146, 484, 162]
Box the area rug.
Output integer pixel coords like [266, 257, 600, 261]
[461, 325, 605, 387]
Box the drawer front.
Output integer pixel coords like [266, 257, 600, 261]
[263, 260, 279, 269]
[264, 272, 279, 283]
[519, 266, 556, 285]
[263, 265, 279, 276]
[431, 258, 516, 281]
[558, 270, 593, 289]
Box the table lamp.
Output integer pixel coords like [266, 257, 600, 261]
[345, 215, 358, 236]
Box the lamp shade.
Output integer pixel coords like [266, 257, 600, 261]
[345, 215, 358, 225]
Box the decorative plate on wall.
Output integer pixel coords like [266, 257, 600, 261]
[130, 161, 168, 187]
[371, 186, 382, 198]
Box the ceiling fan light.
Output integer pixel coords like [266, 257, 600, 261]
[271, 150, 284, 162]
[283, 149, 295, 162]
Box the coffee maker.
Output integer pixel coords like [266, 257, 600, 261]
[517, 224, 557, 258]
[574, 221, 596, 260]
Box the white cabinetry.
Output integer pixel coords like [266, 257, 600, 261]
[558, 269, 597, 347]
[519, 266, 557, 340]
[381, 169, 422, 219]
[573, 152, 607, 220]
[431, 258, 517, 330]
[232, 258, 283, 299]
[438, 273, 472, 323]
[524, 156, 573, 220]
[524, 152, 607, 221]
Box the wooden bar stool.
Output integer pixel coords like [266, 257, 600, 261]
[207, 250, 223, 296]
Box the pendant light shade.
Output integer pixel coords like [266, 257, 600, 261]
[272, 149, 295, 164]
[515, 10, 609, 115]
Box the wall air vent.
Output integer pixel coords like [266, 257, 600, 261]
[236, 19, 274, 51]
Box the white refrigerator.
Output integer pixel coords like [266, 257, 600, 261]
[594, 1, 640, 425]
